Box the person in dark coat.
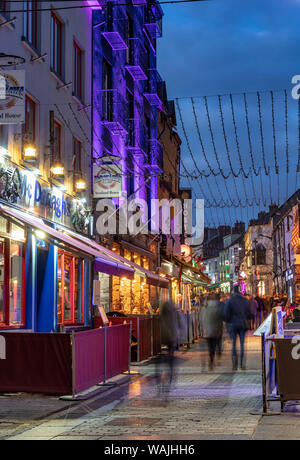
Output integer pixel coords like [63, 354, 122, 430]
[225, 286, 253, 371]
[156, 301, 179, 398]
[255, 295, 265, 324]
[202, 293, 223, 370]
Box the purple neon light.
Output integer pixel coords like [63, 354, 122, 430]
[86, 0, 105, 8]
[131, 0, 147, 5]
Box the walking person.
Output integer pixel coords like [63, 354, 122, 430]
[255, 295, 265, 325]
[225, 286, 253, 371]
[202, 293, 223, 371]
[156, 300, 179, 399]
[248, 295, 259, 329]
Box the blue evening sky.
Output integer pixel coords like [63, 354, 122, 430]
[158, 0, 300, 227]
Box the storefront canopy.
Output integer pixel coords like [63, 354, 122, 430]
[0, 205, 135, 280]
[172, 256, 211, 285]
[56, 225, 169, 289]
[181, 272, 208, 286]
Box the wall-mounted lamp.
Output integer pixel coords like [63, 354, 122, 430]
[35, 230, 46, 240]
[24, 145, 37, 160]
[75, 177, 87, 192]
[51, 161, 64, 176]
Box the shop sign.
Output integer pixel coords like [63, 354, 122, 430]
[0, 71, 25, 125]
[93, 163, 122, 198]
[286, 269, 294, 282]
[180, 244, 192, 263]
[0, 156, 89, 232]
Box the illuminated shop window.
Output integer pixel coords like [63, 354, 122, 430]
[57, 249, 84, 325]
[0, 221, 26, 328]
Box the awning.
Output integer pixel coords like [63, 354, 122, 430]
[0, 205, 135, 280]
[172, 256, 211, 285]
[182, 272, 208, 286]
[56, 225, 169, 289]
[120, 240, 156, 260]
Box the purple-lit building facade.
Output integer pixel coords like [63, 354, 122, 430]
[92, 0, 164, 202]
[92, 1, 167, 314]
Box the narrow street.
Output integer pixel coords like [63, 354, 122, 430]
[1, 335, 265, 441]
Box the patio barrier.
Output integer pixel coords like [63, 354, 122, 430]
[0, 332, 73, 395]
[97, 316, 161, 362]
[94, 309, 202, 363]
[0, 325, 131, 396]
[73, 324, 130, 395]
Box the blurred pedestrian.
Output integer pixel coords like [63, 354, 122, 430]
[248, 295, 259, 329]
[202, 293, 223, 371]
[156, 300, 179, 398]
[255, 295, 265, 324]
[225, 286, 253, 371]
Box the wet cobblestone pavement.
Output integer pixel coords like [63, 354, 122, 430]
[2, 335, 265, 440]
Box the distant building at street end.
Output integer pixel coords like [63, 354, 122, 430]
[241, 208, 277, 297]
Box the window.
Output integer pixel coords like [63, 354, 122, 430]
[23, 1, 39, 50]
[73, 40, 84, 100]
[102, 58, 113, 121]
[51, 120, 61, 165]
[126, 14, 134, 64]
[57, 250, 85, 325]
[127, 90, 134, 146]
[0, 0, 9, 16]
[0, 223, 26, 328]
[25, 95, 36, 144]
[73, 137, 82, 173]
[73, 137, 82, 187]
[50, 12, 63, 77]
[253, 244, 266, 266]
